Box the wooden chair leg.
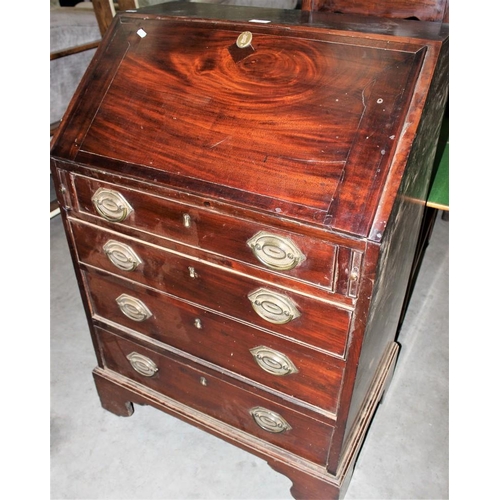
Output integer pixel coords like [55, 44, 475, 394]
[92, 0, 117, 36]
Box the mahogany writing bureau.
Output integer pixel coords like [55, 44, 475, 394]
[50, 2, 449, 498]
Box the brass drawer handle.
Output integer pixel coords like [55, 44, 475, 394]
[91, 187, 133, 222]
[249, 407, 292, 433]
[103, 240, 142, 271]
[116, 294, 152, 322]
[250, 346, 298, 376]
[126, 352, 158, 377]
[247, 231, 305, 271]
[248, 288, 300, 325]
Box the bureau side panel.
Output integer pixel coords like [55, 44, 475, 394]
[339, 38, 449, 453]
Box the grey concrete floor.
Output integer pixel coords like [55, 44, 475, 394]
[50, 212, 449, 500]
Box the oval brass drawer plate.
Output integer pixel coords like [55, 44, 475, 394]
[116, 294, 152, 322]
[247, 288, 300, 324]
[92, 187, 133, 222]
[103, 240, 142, 271]
[247, 231, 306, 271]
[249, 406, 292, 433]
[250, 346, 298, 376]
[126, 352, 158, 377]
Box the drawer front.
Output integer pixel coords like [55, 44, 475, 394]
[85, 269, 345, 414]
[72, 174, 337, 289]
[96, 326, 334, 465]
[72, 220, 351, 356]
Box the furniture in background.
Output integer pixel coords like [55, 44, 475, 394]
[301, 0, 449, 22]
[427, 107, 449, 214]
[92, 1, 298, 37]
[91, 0, 172, 36]
[50, 1, 101, 133]
[50, 2, 448, 498]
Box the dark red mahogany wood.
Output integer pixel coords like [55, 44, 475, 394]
[302, 0, 449, 23]
[50, 3, 448, 498]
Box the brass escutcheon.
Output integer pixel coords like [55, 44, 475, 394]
[236, 31, 253, 48]
[183, 213, 192, 228]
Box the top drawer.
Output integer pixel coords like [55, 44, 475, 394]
[70, 174, 341, 290]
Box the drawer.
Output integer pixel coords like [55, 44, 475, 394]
[71, 174, 338, 289]
[96, 326, 334, 466]
[72, 220, 352, 356]
[85, 269, 345, 415]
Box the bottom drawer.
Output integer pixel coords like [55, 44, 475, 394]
[96, 326, 334, 465]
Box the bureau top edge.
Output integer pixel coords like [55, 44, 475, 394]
[133, 2, 449, 41]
